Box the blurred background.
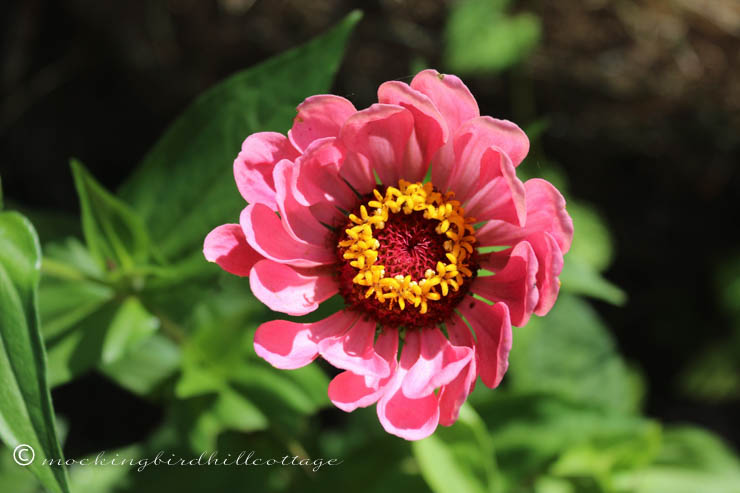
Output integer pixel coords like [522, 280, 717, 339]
[1, 1, 739, 492]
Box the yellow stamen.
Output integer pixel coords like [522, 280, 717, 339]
[338, 180, 477, 313]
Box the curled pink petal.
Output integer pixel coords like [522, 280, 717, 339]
[378, 81, 447, 181]
[274, 159, 332, 246]
[434, 117, 530, 201]
[339, 103, 415, 187]
[203, 223, 262, 276]
[477, 178, 574, 253]
[328, 328, 399, 412]
[254, 310, 359, 369]
[402, 328, 472, 398]
[249, 260, 337, 316]
[319, 318, 390, 378]
[289, 95, 357, 152]
[376, 344, 440, 440]
[439, 314, 477, 426]
[410, 69, 479, 134]
[292, 137, 358, 224]
[529, 232, 564, 316]
[241, 203, 335, 267]
[463, 147, 526, 226]
[472, 241, 539, 326]
[233, 132, 299, 210]
[459, 301, 512, 389]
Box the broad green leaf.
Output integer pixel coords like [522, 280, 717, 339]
[559, 258, 627, 306]
[508, 295, 640, 413]
[613, 426, 740, 493]
[71, 159, 152, 274]
[412, 404, 498, 493]
[45, 297, 160, 388]
[98, 334, 181, 396]
[566, 202, 614, 273]
[559, 201, 626, 305]
[472, 392, 660, 490]
[100, 297, 159, 364]
[119, 11, 362, 263]
[445, 0, 540, 74]
[174, 279, 329, 449]
[0, 211, 70, 493]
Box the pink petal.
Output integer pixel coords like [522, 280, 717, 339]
[378, 81, 448, 181]
[438, 314, 478, 426]
[376, 345, 440, 440]
[249, 260, 337, 316]
[410, 69, 479, 135]
[319, 318, 390, 378]
[463, 147, 526, 226]
[529, 232, 564, 316]
[328, 328, 399, 412]
[240, 203, 335, 267]
[339, 103, 414, 187]
[434, 117, 529, 201]
[254, 310, 359, 369]
[402, 328, 473, 398]
[288, 95, 357, 152]
[458, 300, 513, 389]
[203, 223, 262, 276]
[292, 137, 358, 224]
[233, 132, 299, 210]
[477, 178, 574, 253]
[273, 159, 332, 246]
[472, 241, 539, 326]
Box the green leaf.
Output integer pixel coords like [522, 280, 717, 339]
[412, 404, 498, 493]
[445, 0, 540, 74]
[0, 211, 70, 493]
[119, 11, 362, 263]
[613, 426, 740, 493]
[45, 297, 161, 389]
[558, 201, 626, 305]
[566, 202, 614, 273]
[98, 334, 181, 396]
[71, 159, 152, 274]
[100, 297, 159, 364]
[508, 295, 640, 413]
[559, 258, 627, 305]
[174, 282, 329, 449]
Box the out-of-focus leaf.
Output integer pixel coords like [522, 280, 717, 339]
[472, 392, 660, 490]
[549, 419, 661, 489]
[412, 404, 498, 493]
[313, 406, 429, 493]
[559, 258, 627, 306]
[559, 201, 626, 305]
[445, 0, 540, 74]
[0, 444, 41, 493]
[100, 297, 159, 364]
[0, 211, 70, 493]
[45, 297, 160, 388]
[173, 280, 329, 450]
[118, 11, 362, 264]
[613, 426, 740, 493]
[566, 202, 613, 273]
[99, 334, 180, 396]
[508, 294, 641, 413]
[71, 159, 152, 274]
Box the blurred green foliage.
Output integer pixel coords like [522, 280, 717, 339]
[445, 0, 540, 74]
[1, 8, 739, 493]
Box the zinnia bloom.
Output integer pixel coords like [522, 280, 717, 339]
[204, 69, 573, 440]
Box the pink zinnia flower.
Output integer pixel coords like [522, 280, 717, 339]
[204, 69, 573, 440]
